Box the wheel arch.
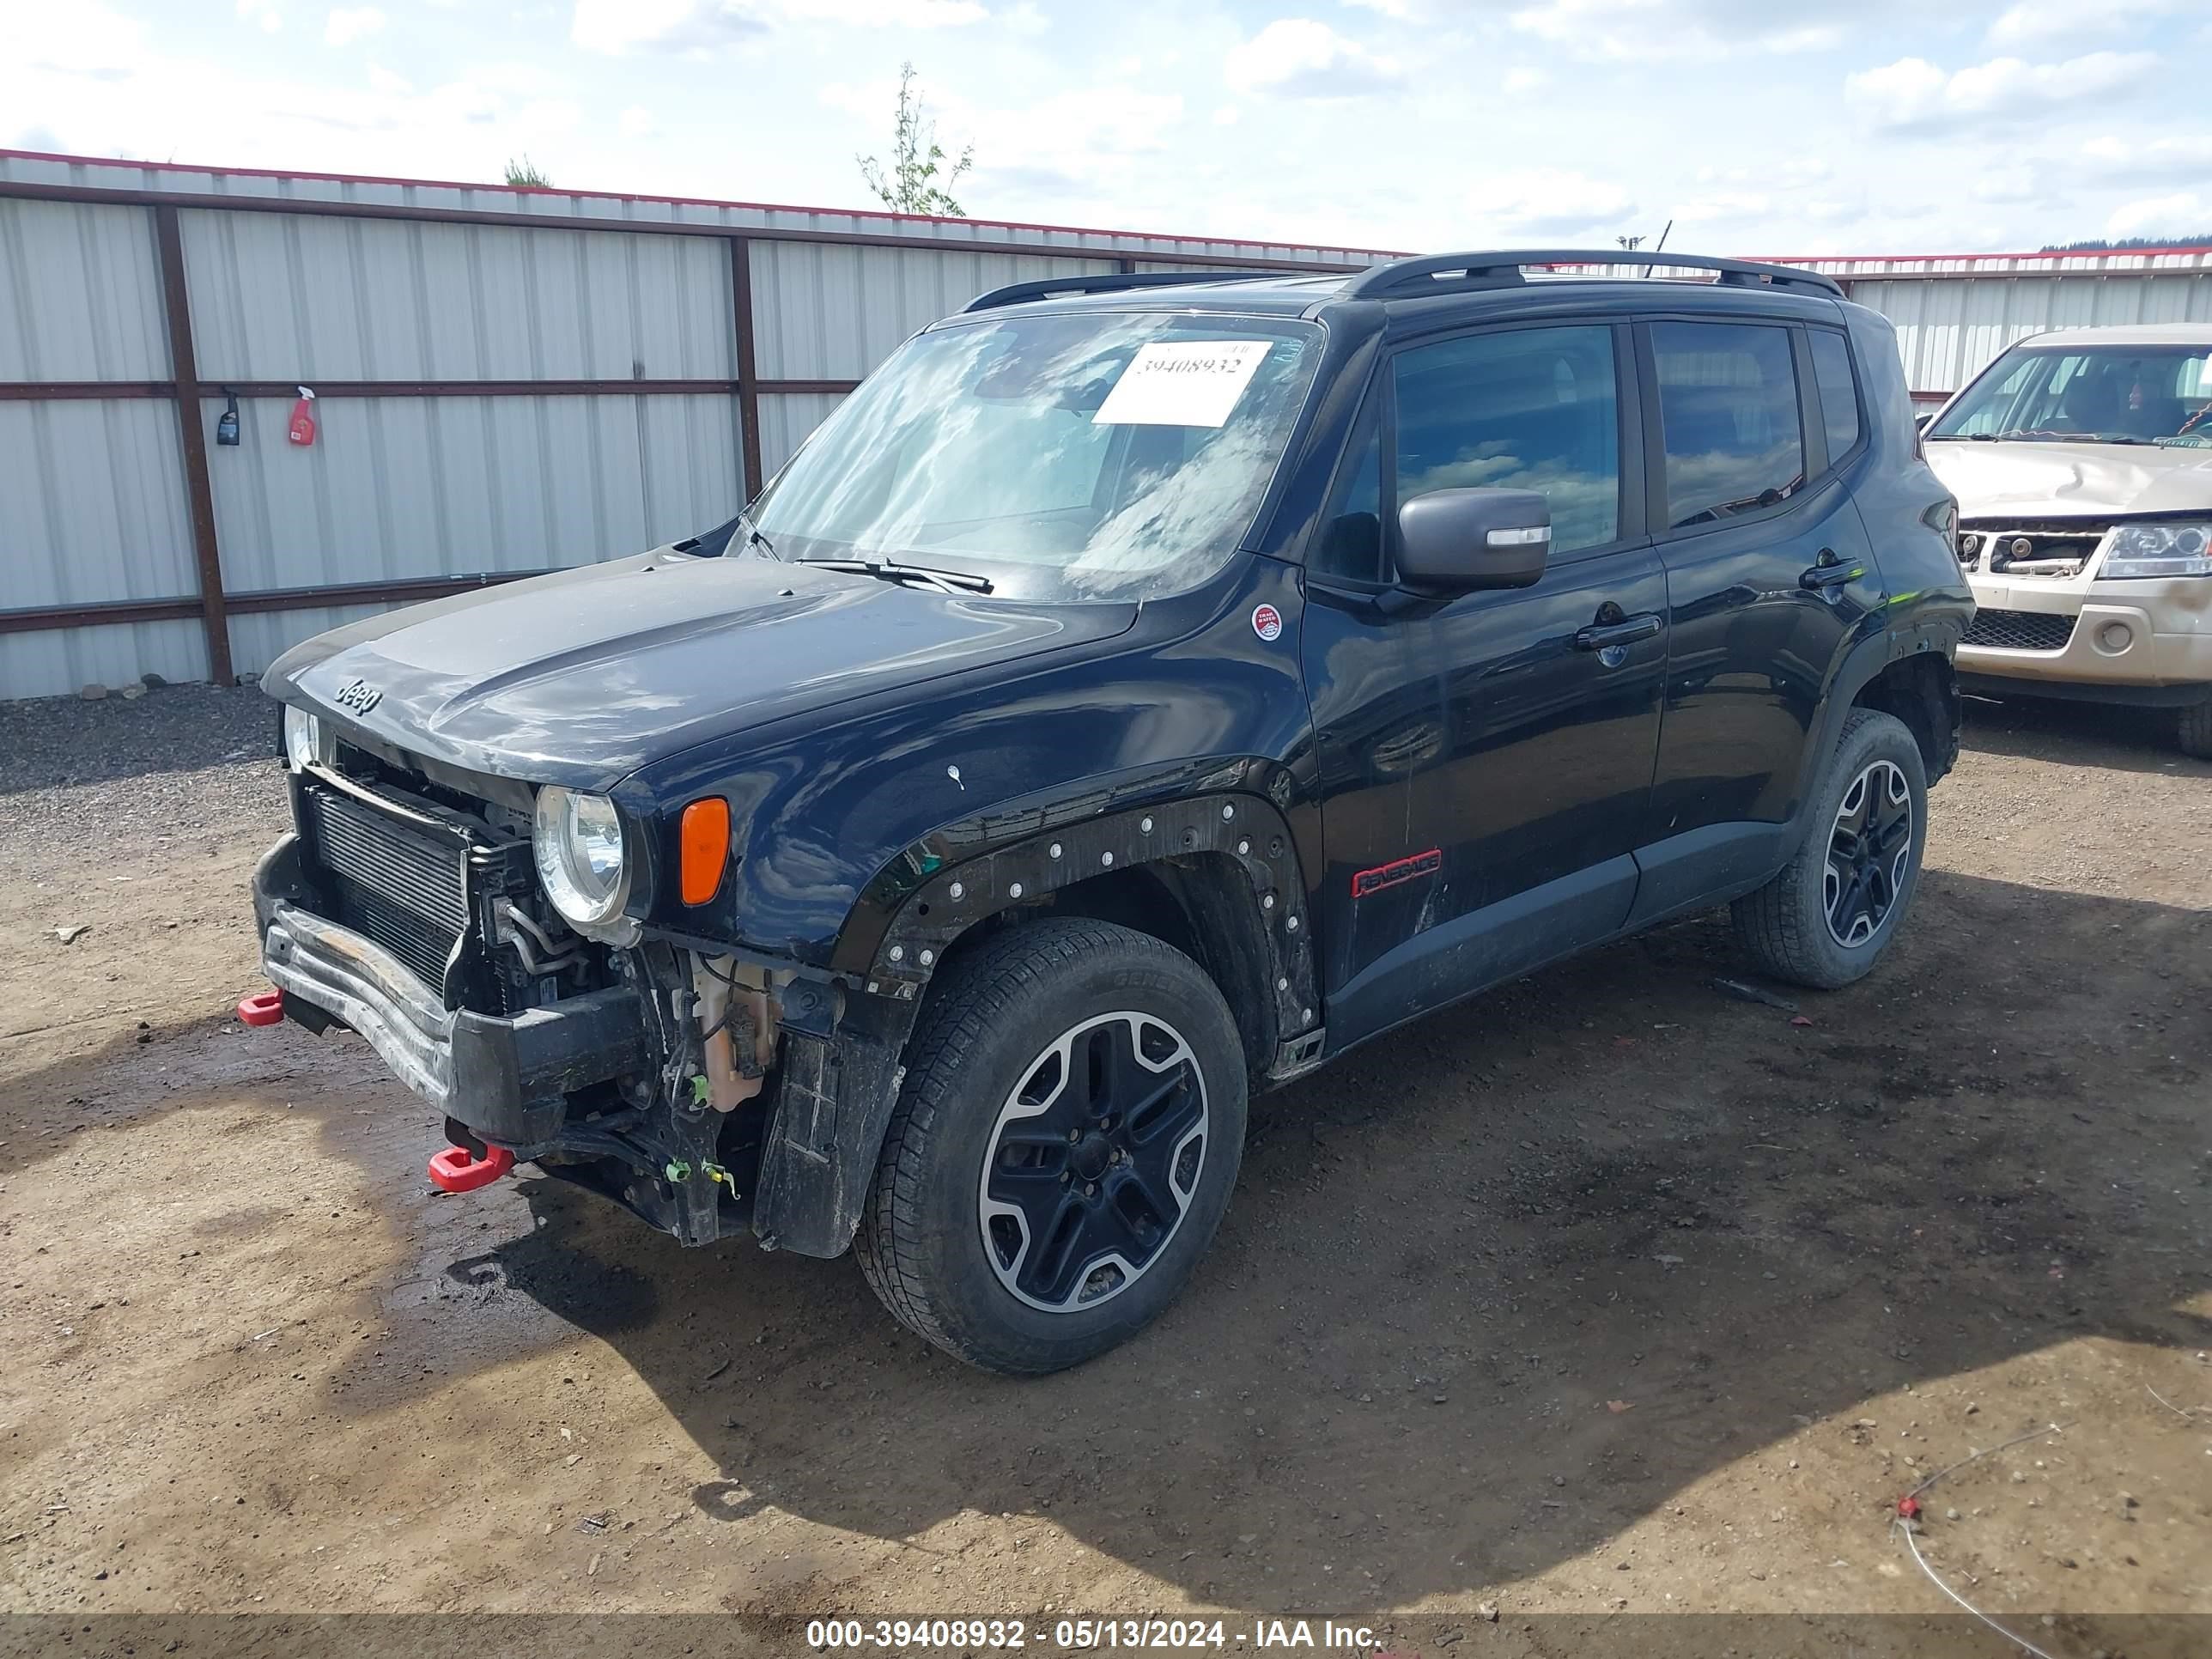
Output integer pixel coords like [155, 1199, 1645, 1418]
[1850, 651, 1959, 785]
[837, 788, 1322, 1083]
[1794, 624, 1961, 820]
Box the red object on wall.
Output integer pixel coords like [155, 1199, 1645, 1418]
[288, 386, 317, 446]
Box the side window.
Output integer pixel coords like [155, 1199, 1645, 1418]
[1393, 325, 1620, 556]
[1651, 321, 1804, 528]
[1315, 422, 1383, 583]
[1808, 330, 1862, 460]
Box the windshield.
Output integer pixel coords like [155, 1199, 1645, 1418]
[749, 311, 1325, 601]
[1929, 343, 2212, 447]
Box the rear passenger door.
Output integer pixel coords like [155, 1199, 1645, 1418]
[1303, 319, 1670, 1046]
[1635, 315, 1882, 915]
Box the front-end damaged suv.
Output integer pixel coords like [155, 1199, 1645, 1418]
[251, 251, 1971, 1374]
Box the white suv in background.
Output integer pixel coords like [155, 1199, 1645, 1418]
[1923, 324, 2212, 757]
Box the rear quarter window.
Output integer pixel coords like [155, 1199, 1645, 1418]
[1808, 330, 1862, 459]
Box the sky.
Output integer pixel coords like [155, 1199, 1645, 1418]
[4, 0, 2210, 256]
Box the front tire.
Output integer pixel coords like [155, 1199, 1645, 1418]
[855, 919, 1247, 1375]
[1732, 708, 1928, 990]
[2179, 699, 2212, 760]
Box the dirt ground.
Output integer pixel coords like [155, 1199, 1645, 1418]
[1, 687, 2207, 1657]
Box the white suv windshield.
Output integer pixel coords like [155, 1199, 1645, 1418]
[1929, 343, 2212, 447]
[750, 311, 1325, 601]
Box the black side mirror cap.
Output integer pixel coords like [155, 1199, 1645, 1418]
[1396, 487, 1552, 591]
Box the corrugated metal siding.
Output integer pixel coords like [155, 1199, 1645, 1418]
[205, 392, 743, 592]
[0, 619, 205, 701]
[0, 400, 198, 605]
[750, 243, 1110, 380]
[181, 210, 736, 382]
[228, 603, 386, 680]
[0, 198, 168, 382]
[755, 392, 848, 481]
[1850, 274, 2212, 398]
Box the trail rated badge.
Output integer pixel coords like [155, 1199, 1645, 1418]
[1251, 603, 1283, 641]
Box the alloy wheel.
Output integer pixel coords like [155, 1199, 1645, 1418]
[1824, 759, 1912, 949]
[977, 1011, 1209, 1314]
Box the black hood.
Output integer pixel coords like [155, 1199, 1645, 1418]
[265, 551, 1138, 792]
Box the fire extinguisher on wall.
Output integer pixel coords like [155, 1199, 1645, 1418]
[288, 386, 317, 447]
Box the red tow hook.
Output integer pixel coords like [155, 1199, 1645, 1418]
[428, 1143, 515, 1194]
[237, 988, 285, 1027]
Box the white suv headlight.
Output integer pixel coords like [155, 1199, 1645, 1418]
[283, 705, 333, 770]
[532, 786, 631, 926]
[2101, 522, 2212, 580]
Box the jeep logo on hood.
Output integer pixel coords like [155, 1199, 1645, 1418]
[334, 678, 382, 714]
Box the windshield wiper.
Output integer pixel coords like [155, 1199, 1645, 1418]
[807, 557, 994, 595]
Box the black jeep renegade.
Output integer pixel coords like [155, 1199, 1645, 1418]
[251, 250, 1972, 1373]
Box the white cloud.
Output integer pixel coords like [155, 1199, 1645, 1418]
[1502, 65, 1547, 94]
[1225, 19, 1403, 99]
[1969, 164, 2040, 204]
[1844, 51, 2156, 131]
[325, 6, 386, 46]
[2106, 190, 2212, 240]
[572, 0, 768, 53]
[238, 0, 283, 33]
[1510, 0, 1842, 61]
[618, 105, 662, 137]
[1004, 0, 1048, 33]
[1462, 167, 1635, 240]
[1341, 0, 1413, 17]
[572, 0, 981, 52]
[1990, 0, 2178, 47]
[366, 62, 410, 93]
[5, 0, 147, 76]
[1212, 104, 1242, 125]
[2081, 132, 2212, 186]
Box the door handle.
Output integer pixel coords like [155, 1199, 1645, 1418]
[1573, 612, 1662, 651]
[1799, 551, 1863, 591]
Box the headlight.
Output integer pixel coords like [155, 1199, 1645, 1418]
[283, 706, 333, 770]
[2101, 522, 2212, 580]
[532, 786, 631, 926]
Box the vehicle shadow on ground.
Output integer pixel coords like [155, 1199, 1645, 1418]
[1960, 692, 2203, 775]
[400, 867, 2208, 1611]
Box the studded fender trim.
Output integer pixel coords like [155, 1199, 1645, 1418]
[860, 793, 1320, 1047]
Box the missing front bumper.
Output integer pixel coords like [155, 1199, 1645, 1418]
[252, 834, 649, 1146]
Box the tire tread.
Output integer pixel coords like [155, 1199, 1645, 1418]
[1732, 708, 1922, 990]
[854, 919, 1218, 1370]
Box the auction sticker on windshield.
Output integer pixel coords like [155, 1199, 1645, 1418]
[1094, 340, 1272, 428]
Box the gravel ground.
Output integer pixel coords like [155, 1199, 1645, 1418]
[0, 684, 283, 864]
[0, 688, 2205, 1658]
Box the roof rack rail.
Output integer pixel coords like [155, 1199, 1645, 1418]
[1344, 249, 1844, 302]
[962, 270, 1265, 313]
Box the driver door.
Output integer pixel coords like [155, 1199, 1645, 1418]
[1302, 319, 1668, 1048]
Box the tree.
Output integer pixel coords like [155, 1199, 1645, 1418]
[504, 155, 551, 189]
[858, 63, 974, 217]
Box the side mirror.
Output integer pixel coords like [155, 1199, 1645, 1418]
[1915, 413, 1935, 433]
[1396, 487, 1552, 591]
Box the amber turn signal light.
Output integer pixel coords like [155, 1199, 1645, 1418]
[679, 798, 731, 906]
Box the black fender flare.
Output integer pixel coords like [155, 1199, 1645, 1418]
[1788, 617, 1956, 830]
[751, 787, 1322, 1259]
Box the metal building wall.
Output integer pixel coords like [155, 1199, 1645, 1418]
[0, 150, 1393, 700]
[0, 196, 209, 692]
[1847, 273, 2212, 404]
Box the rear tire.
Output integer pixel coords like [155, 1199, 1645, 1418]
[1732, 708, 1928, 990]
[2179, 699, 2212, 759]
[855, 918, 1247, 1375]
